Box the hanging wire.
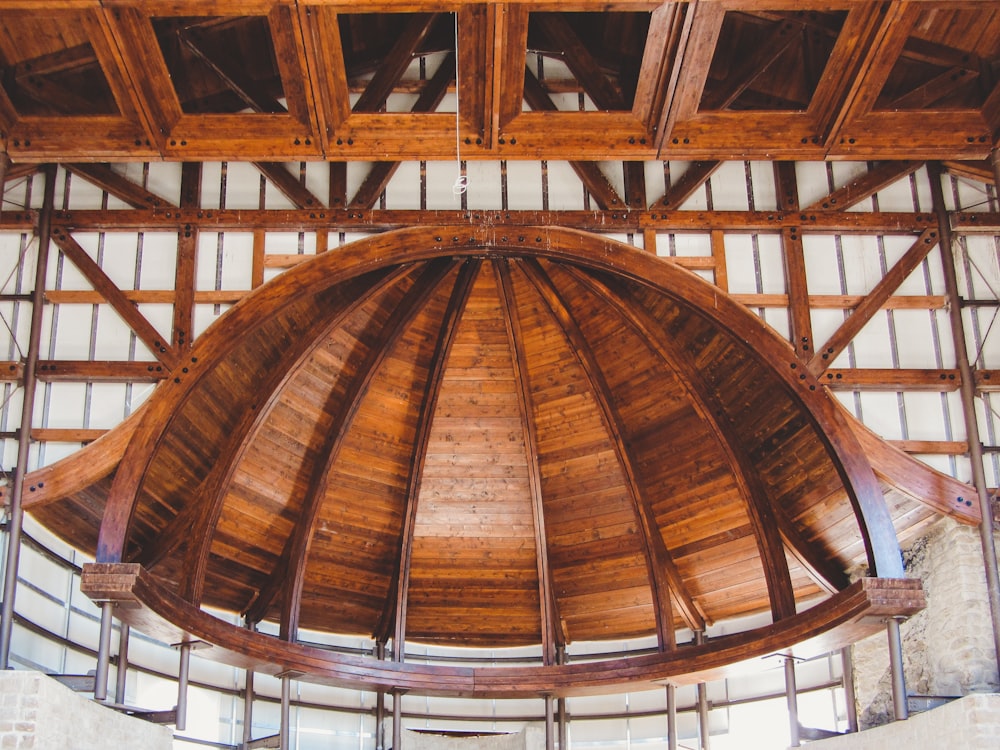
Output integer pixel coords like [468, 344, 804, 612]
[452, 12, 467, 196]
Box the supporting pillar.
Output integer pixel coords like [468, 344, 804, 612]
[392, 690, 402, 750]
[887, 617, 909, 721]
[841, 647, 858, 733]
[176, 642, 192, 731]
[0, 164, 55, 670]
[556, 645, 567, 750]
[376, 642, 386, 750]
[544, 694, 555, 750]
[665, 683, 678, 750]
[242, 667, 255, 750]
[929, 161, 1000, 680]
[784, 656, 800, 747]
[695, 631, 711, 750]
[279, 674, 291, 750]
[93, 602, 114, 701]
[114, 623, 130, 704]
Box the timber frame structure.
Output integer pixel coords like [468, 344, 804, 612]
[1, 0, 1000, 746]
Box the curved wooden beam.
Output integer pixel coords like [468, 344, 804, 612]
[519, 257, 695, 640]
[572, 267, 836, 605]
[83, 562, 924, 699]
[495, 258, 563, 662]
[246, 259, 459, 637]
[374, 258, 480, 649]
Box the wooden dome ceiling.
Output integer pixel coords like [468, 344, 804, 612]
[68, 226, 911, 659]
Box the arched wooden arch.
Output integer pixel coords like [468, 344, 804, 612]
[82, 225, 920, 693]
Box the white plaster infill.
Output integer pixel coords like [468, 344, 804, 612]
[809, 693, 1000, 750]
[0, 670, 172, 750]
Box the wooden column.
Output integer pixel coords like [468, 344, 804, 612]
[392, 690, 403, 750]
[242, 620, 256, 750]
[929, 161, 1000, 679]
[0, 164, 55, 670]
[376, 642, 387, 750]
[841, 648, 858, 732]
[544, 694, 555, 750]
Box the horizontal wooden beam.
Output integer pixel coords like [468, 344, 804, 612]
[81, 563, 924, 697]
[819, 368, 961, 391]
[0, 209, 941, 234]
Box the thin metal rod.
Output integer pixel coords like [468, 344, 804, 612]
[784, 656, 800, 747]
[93, 601, 114, 701]
[841, 647, 858, 733]
[176, 642, 192, 731]
[887, 617, 908, 721]
[0, 164, 55, 670]
[545, 695, 555, 750]
[666, 683, 678, 750]
[114, 622, 130, 704]
[280, 674, 291, 750]
[929, 160, 1000, 678]
[695, 631, 711, 750]
[392, 690, 402, 750]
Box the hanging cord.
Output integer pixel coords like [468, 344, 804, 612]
[452, 12, 467, 196]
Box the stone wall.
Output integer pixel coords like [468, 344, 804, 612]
[851, 518, 1000, 728]
[810, 693, 1000, 749]
[0, 671, 173, 750]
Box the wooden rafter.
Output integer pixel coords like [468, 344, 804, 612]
[521, 258, 697, 641]
[496, 259, 563, 662]
[352, 13, 440, 114]
[376, 259, 480, 651]
[658, 161, 721, 208]
[66, 164, 176, 210]
[808, 227, 941, 376]
[49, 228, 179, 370]
[533, 14, 626, 111]
[252, 162, 324, 210]
[172, 162, 201, 352]
[804, 161, 924, 211]
[774, 162, 814, 359]
[246, 259, 458, 639]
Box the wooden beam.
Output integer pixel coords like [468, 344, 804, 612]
[533, 13, 625, 111]
[349, 50, 456, 210]
[352, 14, 439, 113]
[252, 162, 325, 210]
[49, 228, 179, 370]
[521, 258, 698, 640]
[245, 260, 457, 637]
[804, 162, 923, 212]
[65, 164, 176, 210]
[699, 21, 800, 111]
[658, 161, 721, 208]
[377, 259, 480, 649]
[173, 162, 200, 351]
[521, 69, 625, 209]
[808, 227, 940, 376]
[496, 259, 563, 662]
[774, 162, 813, 360]
[820, 368, 961, 392]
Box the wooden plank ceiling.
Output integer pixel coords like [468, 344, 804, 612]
[0, 0, 998, 163]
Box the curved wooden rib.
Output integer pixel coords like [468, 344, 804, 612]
[496, 258, 563, 663]
[573, 267, 837, 602]
[13, 403, 147, 510]
[519, 258, 693, 641]
[845, 405, 980, 525]
[375, 258, 481, 650]
[250, 259, 459, 637]
[82, 562, 924, 699]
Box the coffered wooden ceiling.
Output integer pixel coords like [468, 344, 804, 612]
[1, 0, 998, 164]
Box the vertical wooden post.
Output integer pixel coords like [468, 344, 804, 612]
[556, 646, 568, 750]
[665, 683, 678, 750]
[93, 602, 114, 701]
[929, 160, 1000, 679]
[0, 164, 55, 670]
[242, 667, 255, 750]
[176, 642, 192, 731]
[784, 656, 800, 747]
[114, 623, 130, 704]
[376, 642, 386, 750]
[887, 617, 908, 721]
